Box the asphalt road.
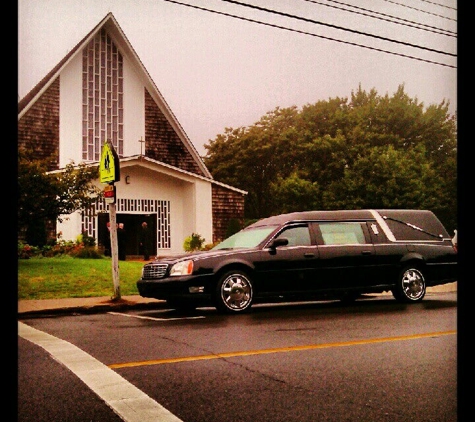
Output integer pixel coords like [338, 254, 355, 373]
[18, 293, 459, 422]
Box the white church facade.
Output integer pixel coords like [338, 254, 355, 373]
[18, 13, 246, 257]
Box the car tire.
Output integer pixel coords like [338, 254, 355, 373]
[215, 270, 254, 313]
[392, 265, 426, 303]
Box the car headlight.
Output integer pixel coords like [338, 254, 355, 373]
[170, 260, 194, 276]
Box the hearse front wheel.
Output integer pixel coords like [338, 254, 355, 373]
[392, 266, 426, 303]
[215, 270, 254, 313]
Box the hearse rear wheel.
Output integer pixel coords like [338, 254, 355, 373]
[392, 266, 426, 303]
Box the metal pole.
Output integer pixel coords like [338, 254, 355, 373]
[109, 202, 121, 300]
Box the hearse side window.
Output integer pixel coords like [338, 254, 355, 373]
[275, 225, 312, 246]
[319, 222, 366, 245]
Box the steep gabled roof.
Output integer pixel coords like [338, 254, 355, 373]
[18, 12, 212, 178]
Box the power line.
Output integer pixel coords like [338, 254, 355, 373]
[418, 0, 457, 11]
[304, 0, 456, 37]
[219, 0, 455, 56]
[158, 0, 456, 68]
[381, 0, 456, 20]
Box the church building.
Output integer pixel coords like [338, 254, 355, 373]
[18, 12, 246, 257]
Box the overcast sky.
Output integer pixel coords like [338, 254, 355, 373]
[18, 0, 457, 155]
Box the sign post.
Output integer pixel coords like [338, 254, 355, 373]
[99, 141, 121, 300]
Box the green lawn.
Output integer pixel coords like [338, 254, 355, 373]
[18, 256, 145, 300]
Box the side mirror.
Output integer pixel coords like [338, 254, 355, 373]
[268, 238, 289, 249]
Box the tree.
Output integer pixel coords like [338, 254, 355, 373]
[323, 145, 441, 208]
[204, 107, 300, 218]
[18, 148, 101, 246]
[270, 173, 320, 214]
[203, 85, 457, 231]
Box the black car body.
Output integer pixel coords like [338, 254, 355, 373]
[137, 209, 457, 313]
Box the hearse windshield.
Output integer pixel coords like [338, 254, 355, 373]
[212, 226, 279, 250]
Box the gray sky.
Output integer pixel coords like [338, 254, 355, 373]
[18, 0, 457, 155]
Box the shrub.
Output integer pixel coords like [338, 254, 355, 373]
[42, 240, 76, 257]
[19, 231, 103, 259]
[77, 231, 96, 247]
[183, 233, 206, 252]
[69, 244, 102, 259]
[18, 241, 40, 259]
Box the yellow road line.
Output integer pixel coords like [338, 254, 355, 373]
[108, 330, 456, 369]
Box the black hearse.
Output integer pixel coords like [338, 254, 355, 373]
[137, 209, 457, 313]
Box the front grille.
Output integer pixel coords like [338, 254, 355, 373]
[143, 263, 168, 280]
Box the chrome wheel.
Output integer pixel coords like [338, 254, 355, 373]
[392, 266, 426, 303]
[216, 271, 253, 313]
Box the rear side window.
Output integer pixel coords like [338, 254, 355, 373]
[318, 222, 366, 245]
[377, 210, 449, 240]
[383, 218, 445, 241]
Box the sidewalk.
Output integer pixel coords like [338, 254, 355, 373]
[17, 282, 457, 318]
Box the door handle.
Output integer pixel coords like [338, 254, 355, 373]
[361, 250, 372, 255]
[304, 253, 315, 258]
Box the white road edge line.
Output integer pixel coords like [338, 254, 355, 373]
[108, 311, 205, 321]
[18, 321, 183, 422]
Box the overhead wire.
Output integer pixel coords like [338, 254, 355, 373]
[381, 0, 456, 21]
[417, 0, 457, 11]
[158, 0, 456, 68]
[219, 0, 455, 56]
[304, 0, 456, 37]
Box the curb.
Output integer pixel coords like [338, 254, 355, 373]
[18, 300, 167, 319]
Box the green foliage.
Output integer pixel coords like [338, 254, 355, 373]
[77, 231, 96, 247]
[322, 144, 439, 209]
[183, 233, 206, 252]
[18, 148, 102, 246]
[270, 173, 320, 214]
[203, 84, 457, 231]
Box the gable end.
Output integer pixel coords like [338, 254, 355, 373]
[144, 89, 206, 176]
[18, 78, 60, 171]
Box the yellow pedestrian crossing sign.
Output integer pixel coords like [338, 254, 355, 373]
[99, 142, 120, 183]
